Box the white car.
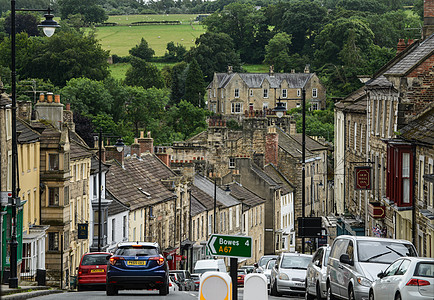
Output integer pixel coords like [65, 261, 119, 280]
[369, 257, 433, 300]
[168, 276, 179, 293]
[263, 258, 276, 290]
[305, 246, 331, 300]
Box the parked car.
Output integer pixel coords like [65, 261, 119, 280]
[240, 265, 255, 274]
[369, 257, 433, 300]
[305, 246, 331, 300]
[326, 236, 418, 300]
[237, 269, 248, 286]
[255, 255, 278, 273]
[169, 270, 195, 291]
[191, 273, 201, 291]
[193, 259, 227, 274]
[77, 252, 111, 291]
[270, 252, 312, 297]
[263, 258, 276, 290]
[106, 242, 169, 296]
[168, 276, 179, 293]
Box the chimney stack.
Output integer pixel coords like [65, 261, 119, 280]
[105, 145, 123, 165]
[131, 138, 140, 157]
[423, 0, 434, 38]
[138, 131, 154, 155]
[289, 121, 297, 135]
[17, 101, 32, 121]
[227, 66, 233, 74]
[269, 65, 274, 77]
[304, 64, 310, 73]
[265, 126, 279, 166]
[34, 91, 64, 130]
[396, 39, 407, 54]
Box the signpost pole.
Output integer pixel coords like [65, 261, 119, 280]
[230, 257, 237, 300]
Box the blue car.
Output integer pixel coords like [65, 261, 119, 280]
[106, 242, 169, 296]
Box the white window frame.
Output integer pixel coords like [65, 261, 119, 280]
[229, 158, 235, 169]
[297, 89, 301, 97]
[234, 88, 239, 98]
[263, 88, 268, 98]
[249, 89, 253, 96]
[282, 89, 287, 98]
[231, 102, 242, 114]
[312, 88, 318, 98]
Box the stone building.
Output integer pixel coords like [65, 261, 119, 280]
[207, 66, 326, 120]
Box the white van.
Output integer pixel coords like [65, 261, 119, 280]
[193, 259, 227, 275]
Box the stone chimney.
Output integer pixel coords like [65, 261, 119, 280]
[138, 131, 154, 154]
[63, 99, 75, 131]
[304, 64, 310, 73]
[423, 0, 434, 39]
[34, 91, 63, 130]
[396, 38, 407, 54]
[227, 66, 233, 74]
[265, 126, 278, 166]
[131, 138, 140, 157]
[155, 147, 170, 167]
[105, 145, 124, 165]
[289, 121, 297, 135]
[17, 100, 32, 121]
[269, 65, 274, 77]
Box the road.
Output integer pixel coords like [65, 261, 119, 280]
[33, 290, 306, 300]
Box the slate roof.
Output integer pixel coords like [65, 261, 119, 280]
[209, 72, 313, 89]
[106, 192, 130, 216]
[385, 34, 434, 76]
[399, 106, 434, 145]
[90, 155, 110, 174]
[106, 155, 177, 210]
[194, 174, 239, 207]
[191, 185, 223, 211]
[70, 140, 92, 160]
[250, 163, 280, 189]
[366, 75, 394, 88]
[264, 164, 294, 195]
[190, 191, 209, 217]
[0, 94, 10, 107]
[227, 182, 264, 208]
[291, 133, 328, 152]
[17, 118, 40, 143]
[335, 87, 367, 111]
[277, 128, 315, 159]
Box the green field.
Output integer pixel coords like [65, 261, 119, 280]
[94, 14, 205, 57]
[107, 14, 203, 25]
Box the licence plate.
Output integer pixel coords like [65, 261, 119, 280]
[127, 261, 146, 266]
[295, 282, 304, 287]
[90, 269, 104, 273]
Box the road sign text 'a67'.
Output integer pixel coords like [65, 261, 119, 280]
[206, 234, 252, 258]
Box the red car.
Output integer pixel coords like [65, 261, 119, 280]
[77, 252, 111, 291]
[237, 269, 247, 286]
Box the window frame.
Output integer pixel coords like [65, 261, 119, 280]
[48, 187, 59, 206]
[263, 88, 268, 98]
[48, 153, 59, 171]
[282, 89, 287, 98]
[231, 102, 242, 114]
[234, 88, 239, 98]
[312, 88, 318, 98]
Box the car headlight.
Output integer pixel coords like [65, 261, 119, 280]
[278, 273, 289, 280]
[357, 276, 372, 287]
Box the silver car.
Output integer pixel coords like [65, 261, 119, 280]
[306, 246, 331, 300]
[263, 258, 276, 290]
[326, 236, 418, 300]
[270, 252, 312, 296]
[369, 257, 433, 300]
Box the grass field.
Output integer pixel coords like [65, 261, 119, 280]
[94, 14, 205, 57]
[107, 14, 203, 25]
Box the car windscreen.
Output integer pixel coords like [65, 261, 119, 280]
[414, 262, 434, 278]
[194, 268, 218, 274]
[116, 246, 159, 256]
[258, 257, 274, 268]
[281, 256, 311, 269]
[357, 241, 417, 264]
[81, 254, 108, 266]
[266, 260, 276, 269]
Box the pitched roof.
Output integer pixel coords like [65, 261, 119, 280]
[335, 87, 367, 112]
[106, 192, 130, 216]
[290, 133, 328, 152]
[276, 128, 316, 159]
[190, 184, 223, 211]
[194, 174, 239, 207]
[17, 118, 40, 143]
[70, 140, 92, 160]
[399, 106, 434, 145]
[106, 155, 177, 210]
[190, 194, 208, 217]
[263, 164, 294, 195]
[90, 155, 110, 174]
[209, 72, 313, 89]
[227, 182, 264, 208]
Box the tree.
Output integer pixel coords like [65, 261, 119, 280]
[3, 12, 40, 36]
[166, 100, 209, 140]
[187, 32, 241, 82]
[164, 41, 186, 62]
[124, 57, 165, 89]
[263, 32, 292, 72]
[184, 58, 206, 107]
[170, 61, 188, 105]
[129, 38, 155, 61]
[58, 0, 108, 25]
[18, 31, 110, 87]
[60, 77, 113, 116]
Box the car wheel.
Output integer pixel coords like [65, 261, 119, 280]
[317, 282, 323, 300]
[349, 286, 356, 300]
[395, 293, 401, 300]
[327, 284, 336, 300]
[369, 290, 375, 300]
[106, 284, 117, 296]
[159, 282, 169, 296]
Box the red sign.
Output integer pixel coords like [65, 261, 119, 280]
[368, 202, 385, 218]
[355, 166, 371, 190]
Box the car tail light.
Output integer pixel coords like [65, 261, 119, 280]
[406, 279, 430, 286]
[169, 282, 172, 287]
[149, 255, 165, 266]
[109, 256, 125, 266]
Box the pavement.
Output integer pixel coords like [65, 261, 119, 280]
[0, 285, 63, 300]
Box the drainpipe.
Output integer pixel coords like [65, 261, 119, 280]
[412, 147, 416, 250]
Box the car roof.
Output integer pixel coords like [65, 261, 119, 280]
[117, 241, 159, 248]
[82, 252, 111, 256]
[335, 235, 414, 245]
[281, 252, 312, 258]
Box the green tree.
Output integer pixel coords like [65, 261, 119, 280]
[164, 41, 186, 62]
[166, 100, 208, 140]
[60, 77, 113, 116]
[124, 57, 165, 89]
[184, 58, 206, 107]
[187, 32, 241, 82]
[3, 12, 41, 36]
[58, 0, 108, 25]
[263, 32, 292, 72]
[129, 38, 155, 61]
[170, 61, 188, 105]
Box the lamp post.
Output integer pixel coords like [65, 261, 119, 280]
[9, 1, 59, 288]
[97, 129, 124, 252]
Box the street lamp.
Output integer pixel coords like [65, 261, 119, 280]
[272, 101, 287, 119]
[9, 2, 59, 288]
[96, 130, 124, 252]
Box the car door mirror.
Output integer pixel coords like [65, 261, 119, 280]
[314, 260, 320, 267]
[339, 254, 353, 266]
[254, 263, 259, 268]
[377, 271, 385, 279]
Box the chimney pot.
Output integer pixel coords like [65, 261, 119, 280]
[39, 93, 45, 102]
[47, 92, 53, 103]
[65, 103, 70, 111]
[54, 94, 60, 103]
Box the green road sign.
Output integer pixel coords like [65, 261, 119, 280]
[206, 234, 252, 258]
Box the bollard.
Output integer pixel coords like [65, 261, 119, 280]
[199, 271, 232, 300]
[243, 273, 268, 300]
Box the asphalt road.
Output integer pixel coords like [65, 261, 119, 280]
[32, 289, 306, 300]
